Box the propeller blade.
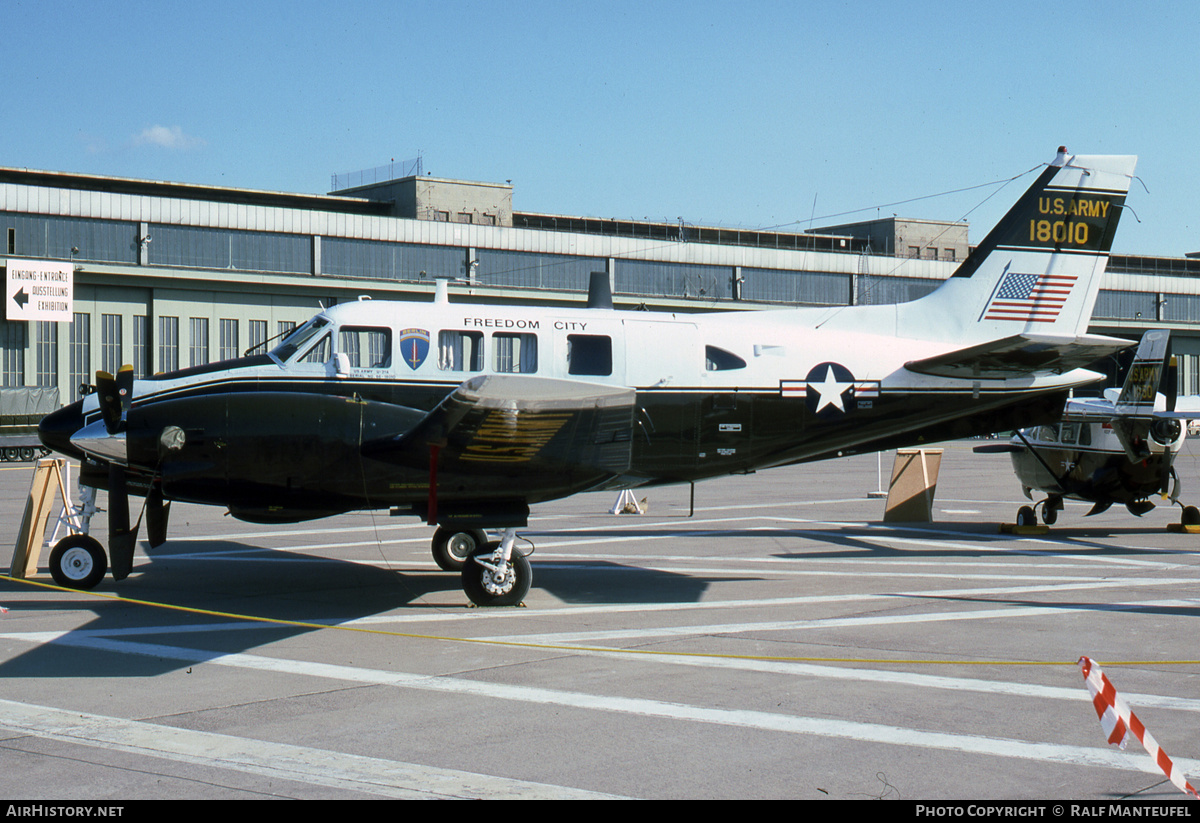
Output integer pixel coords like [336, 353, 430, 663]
[95, 364, 134, 436]
[95, 371, 120, 434]
[107, 463, 138, 581]
[116, 363, 134, 418]
[1166, 347, 1178, 413]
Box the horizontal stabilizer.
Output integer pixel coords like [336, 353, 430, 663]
[905, 333, 1132, 379]
[1063, 398, 1195, 422]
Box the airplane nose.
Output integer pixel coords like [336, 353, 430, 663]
[39, 400, 86, 459]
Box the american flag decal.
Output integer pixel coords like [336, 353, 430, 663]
[981, 264, 1077, 323]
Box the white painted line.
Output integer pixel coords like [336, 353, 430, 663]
[0, 698, 622, 800]
[0, 634, 1189, 784]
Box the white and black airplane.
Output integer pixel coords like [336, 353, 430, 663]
[978, 328, 1198, 527]
[39, 147, 1138, 605]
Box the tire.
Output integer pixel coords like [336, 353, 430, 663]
[48, 534, 108, 590]
[432, 527, 487, 572]
[462, 541, 531, 607]
[1182, 505, 1200, 526]
[1016, 505, 1037, 527]
[1041, 505, 1058, 526]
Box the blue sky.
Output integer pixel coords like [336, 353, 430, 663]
[6, 0, 1198, 256]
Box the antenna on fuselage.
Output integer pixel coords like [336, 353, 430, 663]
[434, 276, 451, 304]
[587, 271, 613, 309]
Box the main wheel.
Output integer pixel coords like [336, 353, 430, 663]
[48, 534, 108, 590]
[1041, 503, 1058, 526]
[1016, 505, 1037, 527]
[1182, 505, 1200, 526]
[432, 527, 488, 572]
[462, 542, 531, 607]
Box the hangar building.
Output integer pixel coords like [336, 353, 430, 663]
[2, 163, 1199, 417]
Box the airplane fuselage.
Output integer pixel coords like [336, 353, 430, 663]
[1009, 417, 1184, 506]
[41, 296, 1085, 526]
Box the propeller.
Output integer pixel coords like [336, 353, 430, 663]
[94, 365, 138, 580]
[1165, 337, 1178, 413]
[1157, 338, 1180, 495]
[95, 365, 134, 435]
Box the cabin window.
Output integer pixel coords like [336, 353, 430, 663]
[567, 334, 612, 376]
[1059, 422, 1079, 445]
[340, 326, 392, 369]
[1035, 425, 1057, 442]
[438, 330, 484, 371]
[706, 345, 747, 371]
[493, 332, 538, 373]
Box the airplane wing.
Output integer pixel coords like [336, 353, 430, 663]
[362, 373, 637, 484]
[904, 333, 1133, 379]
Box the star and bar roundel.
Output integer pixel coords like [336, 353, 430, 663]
[781, 362, 880, 418]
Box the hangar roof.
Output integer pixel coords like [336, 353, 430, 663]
[0, 166, 393, 217]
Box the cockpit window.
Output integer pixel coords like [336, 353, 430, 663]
[299, 332, 331, 364]
[271, 317, 331, 362]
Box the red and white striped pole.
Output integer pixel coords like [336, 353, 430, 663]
[1079, 656, 1199, 799]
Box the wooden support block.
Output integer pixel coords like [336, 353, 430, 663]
[11, 458, 67, 579]
[882, 449, 943, 522]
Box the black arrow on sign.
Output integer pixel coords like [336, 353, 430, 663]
[13, 287, 29, 310]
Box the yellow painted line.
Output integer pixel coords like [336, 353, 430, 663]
[4, 573, 1198, 668]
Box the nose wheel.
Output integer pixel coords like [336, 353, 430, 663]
[48, 534, 108, 590]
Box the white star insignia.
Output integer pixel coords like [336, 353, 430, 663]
[810, 366, 853, 413]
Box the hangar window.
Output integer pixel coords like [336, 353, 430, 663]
[340, 326, 392, 369]
[158, 316, 178, 374]
[438, 330, 484, 371]
[705, 345, 746, 371]
[567, 335, 612, 376]
[247, 320, 268, 355]
[494, 332, 538, 373]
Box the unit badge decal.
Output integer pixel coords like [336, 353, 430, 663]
[399, 328, 430, 370]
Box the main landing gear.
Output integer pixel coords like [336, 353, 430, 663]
[1014, 498, 1200, 528]
[1015, 496, 1063, 527]
[430, 526, 531, 606]
[457, 528, 531, 607]
[430, 527, 489, 572]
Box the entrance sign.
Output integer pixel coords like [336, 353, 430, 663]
[6, 259, 73, 322]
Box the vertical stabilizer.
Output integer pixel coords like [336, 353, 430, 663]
[1115, 329, 1170, 416]
[896, 148, 1137, 344]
